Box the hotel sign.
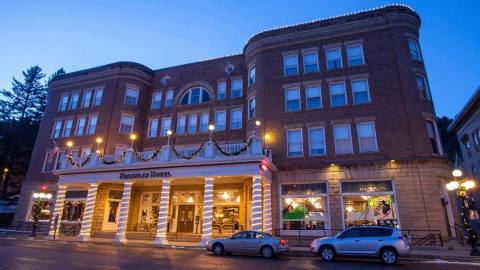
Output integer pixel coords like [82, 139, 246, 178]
[120, 171, 171, 179]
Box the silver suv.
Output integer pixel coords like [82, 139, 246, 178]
[310, 226, 410, 264]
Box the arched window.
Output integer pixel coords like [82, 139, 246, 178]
[180, 87, 210, 105]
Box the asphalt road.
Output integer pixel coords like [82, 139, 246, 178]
[0, 238, 478, 270]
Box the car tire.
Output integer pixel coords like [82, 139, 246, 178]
[212, 243, 224, 256]
[380, 247, 398, 265]
[261, 245, 274, 258]
[319, 246, 335, 262]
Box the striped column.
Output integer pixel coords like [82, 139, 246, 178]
[262, 182, 272, 233]
[154, 179, 171, 245]
[113, 181, 133, 243]
[48, 184, 67, 239]
[199, 177, 214, 246]
[77, 183, 98, 241]
[251, 176, 263, 231]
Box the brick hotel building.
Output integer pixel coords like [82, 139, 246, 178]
[14, 5, 457, 244]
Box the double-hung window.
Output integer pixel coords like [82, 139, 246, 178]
[305, 85, 322, 109]
[351, 79, 371, 104]
[416, 75, 431, 100]
[231, 79, 243, 98]
[165, 90, 173, 107]
[329, 82, 347, 107]
[346, 44, 365, 66]
[408, 39, 422, 61]
[63, 119, 73, 137]
[87, 115, 97, 135]
[59, 95, 68, 111]
[357, 121, 378, 152]
[119, 114, 134, 134]
[124, 87, 139, 106]
[472, 128, 480, 152]
[215, 111, 226, 131]
[285, 88, 301, 112]
[287, 129, 303, 157]
[200, 113, 209, 133]
[151, 92, 162, 109]
[148, 119, 158, 138]
[230, 109, 242, 129]
[217, 81, 226, 100]
[248, 67, 256, 85]
[303, 52, 319, 73]
[326, 47, 342, 70]
[69, 93, 80, 110]
[177, 116, 186, 135]
[161, 117, 172, 136]
[333, 124, 353, 154]
[188, 114, 197, 134]
[82, 90, 92, 108]
[248, 97, 256, 119]
[94, 88, 103, 106]
[308, 127, 326, 155]
[426, 120, 440, 155]
[76, 117, 86, 136]
[283, 54, 299, 76]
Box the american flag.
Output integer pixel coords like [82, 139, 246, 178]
[47, 141, 59, 161]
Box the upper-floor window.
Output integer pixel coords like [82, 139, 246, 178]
[152, 92, 162, 110]
[148, 119, 158, 138]
[283, 54, 299, 76]
[333, 124, 353, 154]
[215, 110, 226, 131]
[188, 114, 198, 134]
[81, 147, 91, 158]
[52, 120, 62, 138]
[329, 82, 347, 107]
[94, 88, 103, 106]
[305, 85, 322, 110]
[82, 90, 93, 108]
[76, 116, 86, 136]
[326, 47, 342, 70]
[63, 119, 73, 137]
[59, 95, 69, 111]
[180, 87, 210, 105]
[124, 87, 139, 106]
[248, 97, 256, 119]
[346, 44, 365, 66]
[426, 120, 441, 155]
[416, 75, 431, 100]
[308, 127, 326, 156]
[351, 79, 371, 104]
[161, 117, 172, 136]
[231, 79, 243, 98]
[119, 114, 134, 134]
[303, 52, 319, 73]
[87, 115, 98, 135]
[472, 128, 480, 152]
[230, 108, 242, 129]
[408, 39, 422, 61]
[461, 134, 472, 158]
[177, 116, 186, 135]
[248, 67, 256, 85]
[165, 90, 174, 108]
[200, 113, 209, 133]
[217, 81, 226, 100]
[285, 88, 301, 112]
[357, 121, 378, 153]
[287, 129, 303, 157]
[69, 93, 80, 110]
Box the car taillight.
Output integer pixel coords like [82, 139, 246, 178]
[279, 239, 287, 245]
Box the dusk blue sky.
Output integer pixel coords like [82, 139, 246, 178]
[1, 1, 478, 118]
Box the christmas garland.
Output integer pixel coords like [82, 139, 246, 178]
[134, 149, 160, 162]
[67, 154, 92, 167]
[170, 143, 204, 160]
[213, 137, 253, 156]
[99, 152, 126, 165]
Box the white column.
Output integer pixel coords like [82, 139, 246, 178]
[154, 179, 171, 245]
[251, 176, 263, 231]
[77, 183, 98, 241]
[113, 181, 133, 243]
[199, 177, 214, 246]
[262, 182, 272, 234]
[48, 184, 67, 239]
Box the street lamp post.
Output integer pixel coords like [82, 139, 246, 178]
[446, 169, 480, 256]
[208, 124, 215, 142]
[96, 137, 103, 154]
[129, 134, 137, 150]
[1, 168, 8, 200]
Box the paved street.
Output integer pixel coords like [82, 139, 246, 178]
[0, 238, 478, 270]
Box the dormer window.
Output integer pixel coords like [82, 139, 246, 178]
[180, 87, 210, 105]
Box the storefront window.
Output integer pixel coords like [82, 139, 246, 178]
[212, 190, 241, 233]
[62, 190, 87, 222]
[138, 192, 160, 225]
[30, 200, 54, 221]
[213, 191, 240, 204]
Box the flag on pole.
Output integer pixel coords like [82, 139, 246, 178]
[47, 141, 59, 161]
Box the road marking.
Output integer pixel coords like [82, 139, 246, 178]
[421, 259, 480, 266]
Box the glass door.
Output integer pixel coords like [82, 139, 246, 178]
[103, 189, 123, 231]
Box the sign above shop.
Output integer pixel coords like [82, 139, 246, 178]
[120, 171, 171, 180]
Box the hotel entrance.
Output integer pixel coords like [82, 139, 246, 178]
[169, 191, 202, 234]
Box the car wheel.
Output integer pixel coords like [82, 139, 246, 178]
[319, 246, 335, 262]
[261, 245, 274, 258]
[212, 243, 224, 255]
[380, 248, 398, 265]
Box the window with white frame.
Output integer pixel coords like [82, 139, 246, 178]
[326, 47, 342, 70]
[69, 93, 80, 110]
[63, 119, 73, 137]
[248, 97, 256, 119]
[52, 120, 62, 138]
[231, 79, 243, 98]
[59, 95, 69, 111]
[416, 75, 431, 100]
[43, 151, 57, 172]
[76, 116, 86, 136]
[283, 54, 299, 76]
[230, 108, 242, 129]
[426, 120, 440, 154]
[287, 129, 303, 157]
[308, 127, 326, 155]
[81, 147, 91, 158]
[357, 121, 378, 152]
[408, 39, 422, 61]
[151, 92, 162, 109]
[217, 81, 226, 100]
[472, 128, 480, 153]
[119, 114, 134, 134]
[124, 87, 139, 106]
[285, 88, 301, 112]
[87, 115, 97, 135]
[165, 90, 174, 108]
[177, 115, 186, 135]
[303, 51, 319, 73]
[188, 114, 197, 134]
[148, 119, 158, 138]
[248, 67, 256, 85]
[94, 88, 103, 106]
[333, 124, 353, 154]
[82, 90, 92, 108]
[346, 44, 365, 66]
[200, 113, 209, 133]
[461, 134, 472, 158]
[305, 85, 322, 109]
[180, 87, 210, 105]
[161, 117, 172, 136]
[351, 79, 371, 104]
[215, 111, 226, 131]
[56, 151, 67, 170]
[329, 82, 347, 107]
